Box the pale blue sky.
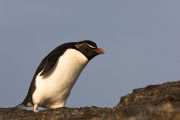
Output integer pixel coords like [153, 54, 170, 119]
[1, 1, 180, 110]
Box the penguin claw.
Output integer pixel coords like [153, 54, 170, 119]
[33, 104, 39, 112]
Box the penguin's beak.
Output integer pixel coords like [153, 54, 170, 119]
[94, 48, 105, 54]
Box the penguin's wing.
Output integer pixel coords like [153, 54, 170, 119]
[39, 53, 59, 76]
[34, 43, 75, 76]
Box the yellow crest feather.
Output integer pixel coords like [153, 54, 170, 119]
[75, 43, 96, 48]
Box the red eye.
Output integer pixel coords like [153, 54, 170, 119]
[87, 47, 91, 51]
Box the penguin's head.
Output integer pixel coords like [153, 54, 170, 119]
[74, 40, 104, 60]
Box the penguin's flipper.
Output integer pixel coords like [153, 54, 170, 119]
[36, 43, 74, 76]
[39, 53, 59, 76]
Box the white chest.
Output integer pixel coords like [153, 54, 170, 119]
[32, 49, 88, 108]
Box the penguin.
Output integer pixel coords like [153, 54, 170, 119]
[15, 40, 104, 112]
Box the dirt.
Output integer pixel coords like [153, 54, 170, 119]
[1, 80, 180, 120]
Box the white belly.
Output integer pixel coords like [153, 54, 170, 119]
[32, 49, 88, 108]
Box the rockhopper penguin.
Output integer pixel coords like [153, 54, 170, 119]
[16, 40, 104, 112]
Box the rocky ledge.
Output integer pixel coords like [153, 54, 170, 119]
[1, 80, 180, 120]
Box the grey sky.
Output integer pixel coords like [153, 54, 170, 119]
[1, 1, 180, 110]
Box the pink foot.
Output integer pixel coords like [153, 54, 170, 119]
[33, 104, 38, 112]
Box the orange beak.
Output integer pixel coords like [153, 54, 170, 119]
[94, 48, 105, 54]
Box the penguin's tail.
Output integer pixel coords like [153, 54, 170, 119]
[10, 103, 25, 112]
[14, 103, 25, 109]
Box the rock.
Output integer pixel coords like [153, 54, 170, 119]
[115, 80, 180, 120]
[1, 80, 180, 120]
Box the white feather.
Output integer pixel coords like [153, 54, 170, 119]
[32, 49, 88, 108]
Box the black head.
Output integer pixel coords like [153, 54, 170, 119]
[74, 40, 104, 60]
